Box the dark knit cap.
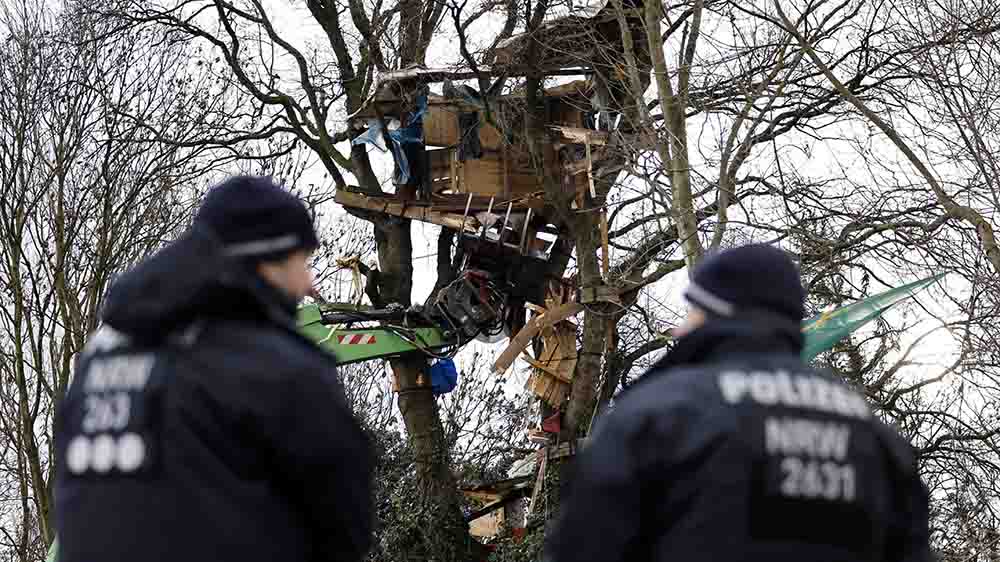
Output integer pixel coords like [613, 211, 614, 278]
[684, 243, 805, 322]
[193, 176, 319, 262]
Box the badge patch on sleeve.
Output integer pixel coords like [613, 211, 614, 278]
[61, 349, 168, 478]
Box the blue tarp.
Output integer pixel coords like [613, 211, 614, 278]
[354, 94, 428, 185]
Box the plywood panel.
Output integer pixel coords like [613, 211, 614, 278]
[427, 149, 453, 193]
[527, 371, 570, 408]
[428, 148, 540, 197]
[469, 508, 503, 537]
[422, 103, 505, 151]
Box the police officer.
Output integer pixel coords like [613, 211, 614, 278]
[55, 177, 373, 562]
[546, 244, 930, 562]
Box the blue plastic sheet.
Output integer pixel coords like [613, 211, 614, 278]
[350, 95, 428, 185]
[388, 95, 428, 185]
[351, 118, 387, 152]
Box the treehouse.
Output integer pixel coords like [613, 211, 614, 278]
[332, 2, 653, 379]
[337, 0, 651, 234]
[338, 67, 616, 271]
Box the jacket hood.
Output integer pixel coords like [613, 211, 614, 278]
[99, 225, 299, 343]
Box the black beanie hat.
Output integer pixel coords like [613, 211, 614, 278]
[193, 176, 319, 262]
[684, 243, 805, 322]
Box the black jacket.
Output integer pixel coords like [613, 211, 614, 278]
[55, 227, 373, 562]
[546, 317, 930, 562]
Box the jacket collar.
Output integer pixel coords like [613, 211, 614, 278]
[242, 270, 300, 329]
[653, 313, 804, 372]
[100, 225, 302, 342]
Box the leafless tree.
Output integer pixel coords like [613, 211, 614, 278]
[0, 1, 245, 558]
[68, 0, 1000, 558]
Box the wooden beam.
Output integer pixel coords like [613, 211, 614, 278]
[464, 489, 528, 523]
[526, 451, 548, 517]
[493, 302, 583, 374]
[549, 125, 609, 146]
[585, 139, 597, 199]
[523, 355, 574, 384]
[461, 490, 503, 503]
[335, 190, 481, 234]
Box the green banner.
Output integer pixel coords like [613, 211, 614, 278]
[802, 273, 945, 361]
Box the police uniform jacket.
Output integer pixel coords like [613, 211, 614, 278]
[545, 315, 930, 562]
[55, 227, 373, 562]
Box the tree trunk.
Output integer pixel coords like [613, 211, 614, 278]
[562, 214, 606, 441]
[372, 215, 473, 559]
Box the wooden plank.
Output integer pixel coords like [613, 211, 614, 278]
[465, 499, 507, 523]
[525, 302, 547, 315]
[423, 148, 539, 197]
[335, 190, 481, 233]
[585, 140, 597, 199]
[461, 490, 503, 503]
[493, 302, 583, 374]
[464, 488, 528, 523]
[526, 451, 548, 517]
[549, 125, 609, 146]
[527, 371, 569, 408]
[428, 149, 452, 195]
[335, 189, 545, 212]
[449, 149, 459, 193]
[552, 104, 586, 128]
[423, 104, 505, 150]
[460, 157, 507, 196]
[525, 317, 577, 407]
[499, 79, 590, 100]
[428, 193, 546, 212]
[523, 356, 573, 384]
[549, 439, 582, 460]
[469, 509, 503, 538]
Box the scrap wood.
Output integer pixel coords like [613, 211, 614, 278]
[549, 125, 609, 146]
[493, 302, 583, 374]
[524, 440, 583, 516]
[337, 189, 544, 213]
[462, 490, 502, 503]
[525, 302, 547, 315]
[464, 489, 529, 523]
[585, 139, 597, 199]
[531, 309, 577, 379]
[335, 189, 481, 234]
[548, 439, 581, 460]
[526, 449, 548, 517]
[525, 318, 578, 406]
[523, 355, 573, 383]
[513, 291, 579, 406]
[527, 370, 571, 408]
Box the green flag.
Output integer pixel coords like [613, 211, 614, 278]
[802, 273, 946, 361]
[46, 540, 57, 562]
